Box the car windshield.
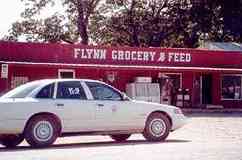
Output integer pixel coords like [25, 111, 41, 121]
[1, 81, 42, 98]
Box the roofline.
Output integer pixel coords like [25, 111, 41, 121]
[1, 61, 242, 73]
[1, 40, 242, 54]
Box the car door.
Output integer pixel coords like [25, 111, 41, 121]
[85, 81, 141, 131]
[54, 81, 95, 132]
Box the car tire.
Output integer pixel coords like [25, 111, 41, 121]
[143, 113, 171, 141]
[0, 134, 24, 148]
[110, 134, 131, 142]
[24, 115, 60, 148]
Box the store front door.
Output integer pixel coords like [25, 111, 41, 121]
[159, 73, 181, 106]
[192, 75, 202, 107]
[202, 74, 212, 105]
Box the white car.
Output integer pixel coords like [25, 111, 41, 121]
[0, 79, 187, 148]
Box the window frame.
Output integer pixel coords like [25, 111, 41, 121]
[158, 72, 182, 89]
[221, 74, 242, 101]
[58, 69, 75, 79]
[35, 83, 55, 99]
[56, 81, 87, 100]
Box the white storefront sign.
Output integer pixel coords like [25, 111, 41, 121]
[1, 64, 8, 79]
[73, 48, 192, 63]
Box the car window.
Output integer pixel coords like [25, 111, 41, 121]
[86, 82, 122, 101]
[36, 83, 55, 99]
[57, 81, 87, 99]
[1, 82, 41, 98]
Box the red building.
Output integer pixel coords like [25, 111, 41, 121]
[1, 41, 242, 108]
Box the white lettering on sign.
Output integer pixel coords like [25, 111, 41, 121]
[74, 48, 106, 60]
[112, 50, 156, 61]
[68, 88, 80, 95]
[150, 52, 156, 61]
[143, 52, 149, 61]
[157, 52, 165, 62]
[73, 48, 192, 63]
[168, 52, 191, 62]
[1, 64, 8, 79]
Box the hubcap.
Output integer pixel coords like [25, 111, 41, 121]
[149, 118, 166, 137]
[33, 121, 53, 142]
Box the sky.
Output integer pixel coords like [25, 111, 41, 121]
[0, 1, 24, 38]
[0, 0, 64, 39]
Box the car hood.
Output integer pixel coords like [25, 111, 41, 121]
[132, 100, 177, 110]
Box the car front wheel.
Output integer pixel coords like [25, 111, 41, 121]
[24, 115, 60, 148]
[0, 134, 24, 148]
[110, 134, 131, 142]
[143, 113, 171, 141]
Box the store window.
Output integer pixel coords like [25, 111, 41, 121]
[221, 75, 242, 100]
[58, 69, 75, 79]
[11, 76, 29, 89]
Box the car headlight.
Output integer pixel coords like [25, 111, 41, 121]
[174, 108, 183, 114]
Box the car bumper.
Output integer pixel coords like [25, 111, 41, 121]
[171, 114, 188, 131]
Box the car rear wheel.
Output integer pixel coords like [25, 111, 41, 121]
[110, 134, 131, 142]
[24, 115, 60, 148]
[143, 113, 171, 141]
[0, 134, 24, 148]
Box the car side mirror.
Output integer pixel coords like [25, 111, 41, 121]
[121, 92, 130, 101]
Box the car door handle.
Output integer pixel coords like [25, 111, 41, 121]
[56, 103, 64, 107]
[97, 103, 104, 107]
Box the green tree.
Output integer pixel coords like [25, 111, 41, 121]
[4, 0, 242, 47]
[91, 0, 199, 47]
[90, 0, 175, 47]
[5, 0, 101, 44]
[188, 0, 242, 43]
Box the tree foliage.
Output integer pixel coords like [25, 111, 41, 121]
[92, 0, 242, 47]
[5, 0, 101, 44]
[4, 0, 242, 48]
